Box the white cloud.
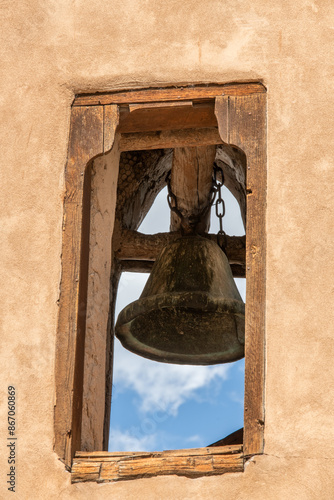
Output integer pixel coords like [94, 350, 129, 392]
[112, 184, 242, 421]
[185, 435, 202, 445]
[109, 428, 157, 452]
[113, 339, 230, 416]
[228, 391, 244, 406]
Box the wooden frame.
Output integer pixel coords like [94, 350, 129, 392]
[71, 445, 243, 482]
[54, 83, 266, 477]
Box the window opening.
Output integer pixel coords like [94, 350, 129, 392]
[110, 183, 246, 452]
[139, 186, 170, 234]
[54, 83, 266, 480]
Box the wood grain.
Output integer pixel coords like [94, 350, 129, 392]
[103, 104, 119, 152]
[129, 101, 193, 110]
[215, 96, 247, 228]
[118, 102, 217, 133]
[170, 146, 216, 233]
[119, 127, 222, 151]
[228, 93, 267, 456]
[214, 95, 229, 143]
[101, 105, 120, 452]
[54, 106, 104, 467]
[72, 445, 243, 482]
[73, 83, 266, 106]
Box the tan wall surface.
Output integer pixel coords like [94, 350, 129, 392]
[1, 0, 334, 498]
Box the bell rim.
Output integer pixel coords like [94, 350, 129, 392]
[115, 291, 245, 365]
[114, 336, 245, 366]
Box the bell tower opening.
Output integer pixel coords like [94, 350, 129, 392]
[54, 84, 266, 481]
[110, 180, 246, 451]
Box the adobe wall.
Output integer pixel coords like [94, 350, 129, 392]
[1, 0, 334, 498]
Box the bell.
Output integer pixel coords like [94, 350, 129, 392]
[115, 235, 245, 365]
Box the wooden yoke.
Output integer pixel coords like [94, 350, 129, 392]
[170, 146, 216, 234]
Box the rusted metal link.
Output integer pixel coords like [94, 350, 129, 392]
[213, 163, 227, 253]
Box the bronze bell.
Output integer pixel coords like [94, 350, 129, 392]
[115, 235, 245, 365]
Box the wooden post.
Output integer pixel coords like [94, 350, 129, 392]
[215, 94, 267, 456]
[54, 104, 119, 467]
[170, 146, 216, 233]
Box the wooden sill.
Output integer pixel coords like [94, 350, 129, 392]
[71, 445, 243, 483]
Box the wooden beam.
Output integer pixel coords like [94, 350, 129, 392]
[118, 102, 218, 134]
[119, 259, 245, 278]
[115, 230, 245, 266]
[71, 445, 243, 482]
[73, 83, 266, 106]
[119, 127, 222, 151]
[169, 146, 216, 233]
[120, 260, 153, 273]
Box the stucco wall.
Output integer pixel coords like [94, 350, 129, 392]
[1, 0, 334, 498]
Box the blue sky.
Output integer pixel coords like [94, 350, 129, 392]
[109, 185, 245, 452]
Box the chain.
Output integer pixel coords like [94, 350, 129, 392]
[166, 165, 226, 247]
[166, 171, 212, 234]
[165, 171, 187, 226]
[213, 163, 227, 253]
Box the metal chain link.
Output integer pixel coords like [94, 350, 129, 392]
[165, 171, 187, 225]
[213, 163, 227, 253]
[166, 170, 215, 234]
[166, 165, 226, 249]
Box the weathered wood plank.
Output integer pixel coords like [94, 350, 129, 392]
[106, 454, 242, 480]
[159, 445, 242, 456]
[119, 127, 222, 151]
[214, 95, 229, 143]
[215, 96, 247, 228]
[73, 83, 266, 106]
[129, 101, 193, 111]
[115, 230, 245, 266]
[118, 102, 217, 133]
[72, 446, 243, 482]
[103, 104, 119, 152]
[55, 106, 104, 467]
[75, 444, 242, 459]
[81, 105, 120, 453]
[71, 461, 101, 482]
[229, 93, 267, 456]
[101, 105, 120, 452]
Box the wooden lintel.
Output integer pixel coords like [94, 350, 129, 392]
[71, 445, 243, 483]
[129, 101, 193, 111]
[114, 230, 245, 266]
[119, 128, 222, 151]
[73, 83, 266, 106]
[118, 102, 217, 134]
